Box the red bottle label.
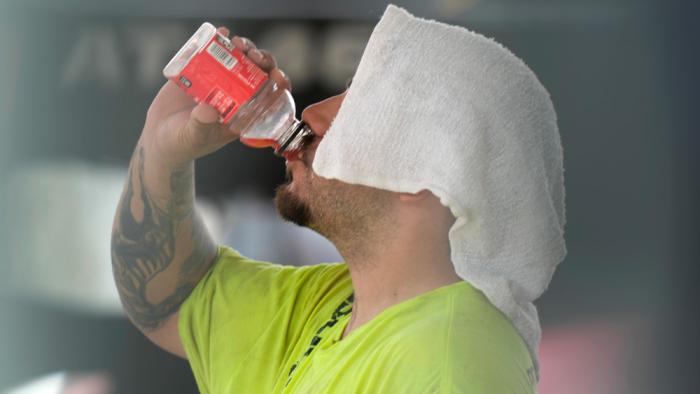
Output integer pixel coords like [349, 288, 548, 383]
[168, 34, 269, 124]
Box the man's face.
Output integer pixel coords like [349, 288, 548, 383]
[274, 89, 345, 229]
[274, 87, 393, 238]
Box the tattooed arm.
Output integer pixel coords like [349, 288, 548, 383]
[111, 141, 217, 358]
[111, 26, 291, 358]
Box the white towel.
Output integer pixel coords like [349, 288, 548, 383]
[312, 4, 567, 379]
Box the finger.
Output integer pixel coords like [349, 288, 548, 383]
[260, 50, 277, 69]
[217, 26, 230, 37]
[269, 68, 292, 92]
[249, 49, 277, 72]
[232, 36, 256, 53]
[247, 48, 270, 70]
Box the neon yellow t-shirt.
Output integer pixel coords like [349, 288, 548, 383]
[179, 246, 537, 393]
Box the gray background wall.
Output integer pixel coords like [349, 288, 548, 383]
[0, 0, 697, 392]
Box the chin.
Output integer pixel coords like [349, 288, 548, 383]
[274, 182, 312, 228]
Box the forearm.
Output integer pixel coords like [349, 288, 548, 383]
[111, 138, 217, 333]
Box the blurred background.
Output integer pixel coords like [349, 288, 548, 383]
[0, 0, 697, 393]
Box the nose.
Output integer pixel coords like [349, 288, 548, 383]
[300, 92, 345, 137]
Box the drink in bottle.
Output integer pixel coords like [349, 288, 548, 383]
[162, 22, 312, 160]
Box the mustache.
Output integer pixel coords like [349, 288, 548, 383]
[297, 132, 319, 165]
[299, 132, 317, 151]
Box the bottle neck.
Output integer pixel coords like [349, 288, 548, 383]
[275, 120, 312, 156]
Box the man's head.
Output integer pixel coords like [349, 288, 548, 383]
[274, 88, 455, 261]
[275, 4, 565, 376]
[274, 89, 394, 252]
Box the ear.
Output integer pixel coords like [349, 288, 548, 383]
[398, 189, 431, 202]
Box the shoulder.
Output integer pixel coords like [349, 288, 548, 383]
[206, 245, 350, 290]
[378, 282, 537, 393]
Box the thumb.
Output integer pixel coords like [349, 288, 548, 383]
[189, 102, 242, 143]
[186, 102, 221, 140]
[182, 102, 224, 152]
[190, 102, 220, 126]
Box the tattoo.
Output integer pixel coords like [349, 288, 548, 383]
[111, 146, 216, 332]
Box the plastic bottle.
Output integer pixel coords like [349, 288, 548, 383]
[162, 22, 312, 160]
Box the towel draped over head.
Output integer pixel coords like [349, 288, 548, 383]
[312, 4, 566, 379]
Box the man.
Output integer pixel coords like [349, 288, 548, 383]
[111, 5, 564, 393]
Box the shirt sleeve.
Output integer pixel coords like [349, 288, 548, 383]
[178, 245, 343, 393]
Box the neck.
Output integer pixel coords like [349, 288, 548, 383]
[334, 220, 462, 337]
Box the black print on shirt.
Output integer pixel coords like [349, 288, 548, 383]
[284, 293, 354, 387]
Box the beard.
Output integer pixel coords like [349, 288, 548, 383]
[274, 135, 318, 227]
[274, 165, 395, 270]
[274, 150, 394, 257]
[274, 170, 313, 227]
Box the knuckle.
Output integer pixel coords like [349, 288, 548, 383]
[260, 50, 276, 65]
[241, 37, 255, 49]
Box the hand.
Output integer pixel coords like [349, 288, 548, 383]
[141, 26, 292, 167]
